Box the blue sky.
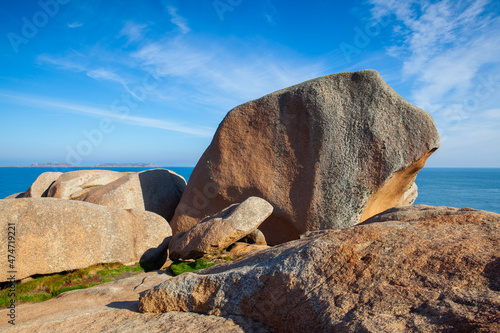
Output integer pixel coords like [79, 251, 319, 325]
[1, 0, 499, 167]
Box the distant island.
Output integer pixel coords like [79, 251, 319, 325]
[27, 163, 76, 167]
[94, 163, 158, 168]
[0, 163, 159, 168]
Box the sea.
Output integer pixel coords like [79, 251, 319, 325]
[0, 167, 499, 214]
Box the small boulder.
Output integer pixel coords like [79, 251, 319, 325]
[46, 170, 128, 199]
[77, 169, 186, 221]
[4, 192, 24, 199]
[140, 205, 500, 333]
[0, 198, 172, 282]
[239, 229, 267, 245]
[169, 197, 273, 261]
[24, 171, 62, 197]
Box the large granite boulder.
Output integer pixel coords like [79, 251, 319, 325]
[77, 169, 186, 221]
[140, 205, 500, 333]
[0, 198, 172, 282]
[169, 197, 273, 260]
[170, 70, 440, 244]
[24, 171, 62, 197]
[46, 170, 128, 199]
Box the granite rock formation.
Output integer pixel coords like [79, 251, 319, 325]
[170, 70, 440, 244]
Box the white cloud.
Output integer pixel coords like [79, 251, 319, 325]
[367, 0, 500, 167]
[119, 22, 148, 43]
[37, 26, 330, 136]
[166, 6, 190, 34]
[86, 69, 143, 101]
[67, 22, 83, 28]
[0, 92, 214, 137]
[38, 55, 145, 101]
[369, 0, 500, 110]
[131, 37, 327, 110]
[481, 108, 500, 120]
[37, 54, 87, 72]
[264, 0, 277, 25]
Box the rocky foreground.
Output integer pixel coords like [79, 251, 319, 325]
[0, 271, 269, 332]
[139, 206, 500, 332]
[2, 206, 498, 332]
[1, 70, 498, 332]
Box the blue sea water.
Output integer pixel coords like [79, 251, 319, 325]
[414, 168, 500, 214]
[0, 167, 499, 214]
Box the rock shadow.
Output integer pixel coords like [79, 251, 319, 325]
[41, 181, 57, 197]
[483, 257, 500, 291]
[140, 236, 171, 271]
[106, 301, 139, 312]
[138, 169, 185, 221]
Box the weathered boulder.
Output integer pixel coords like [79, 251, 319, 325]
[0, 198, 172, 282]
[170, 70, 440, 244]
[24, 171, 62, 197]
[4, 192, 24, 199]
[140, 205, 500, 333]
[0, 271, 270, 333]
[46, 170, 128, 199]
[169, 197, 273, 260]
[77, 169, 186, 221]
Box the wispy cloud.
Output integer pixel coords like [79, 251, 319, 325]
[264, 0, 277, 25]
[38, 54, 145, 100]
[37, 22, 329, 128]
[166, 6, 190, 34]
[86, 69, 142, 101]
[132, 37, 327, 110]
[0, 92, 214, 137]
[67, 22, 83, 28]
[37, 54, 88, 72]
[119, 21, 148, 43]
[369, 0, 500, 111]
[368, 0, 500, 166]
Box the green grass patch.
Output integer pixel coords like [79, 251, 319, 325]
[18, 293, 52, 303]
[0, 263, 144, 308]
[170, 258, 216, 276]
[50, 284, 95, 297]
[97, 263, 143, 283]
